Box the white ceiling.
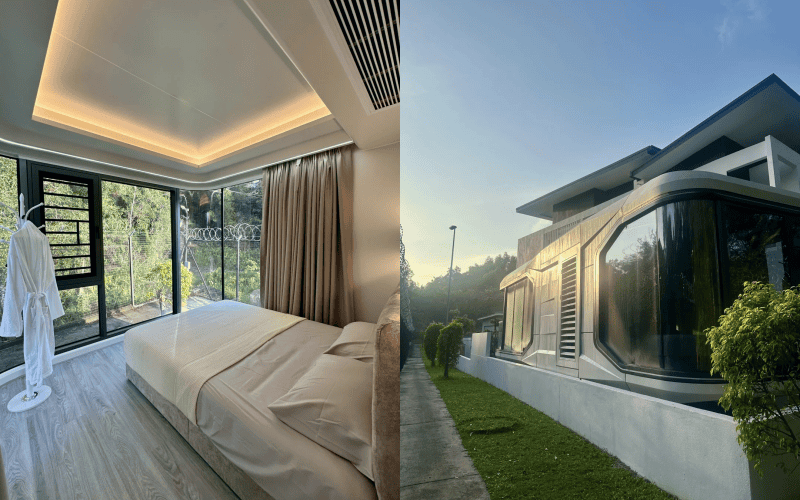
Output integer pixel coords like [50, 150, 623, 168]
[0, 0, 399, 188]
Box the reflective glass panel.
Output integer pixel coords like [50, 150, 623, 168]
[512, 281, 525, 352]
[603, 200, 723, 375]
[503, 287, 515, 351]
[55, 286, 100, 346]
[0, 156, 20, 372]
[521, 279, 534, 350]
[180, 189, 222, 309]
[102, 181, 173, 329]
[603, 211, 659, 368]
[657, 200, 719, 373]
[223, 180, 263, 304]
[723, 204, 796, 298]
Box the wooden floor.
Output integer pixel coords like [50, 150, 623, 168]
[0, 342, 239, 500]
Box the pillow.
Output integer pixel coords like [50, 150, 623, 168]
[268, 354, 374, 480]
[372, 287, 400, 500]
[324, 321, 376, 362]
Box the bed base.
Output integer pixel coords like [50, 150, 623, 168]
[126, 364, 273, 500]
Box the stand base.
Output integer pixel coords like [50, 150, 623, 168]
[7, 385, 51, 412]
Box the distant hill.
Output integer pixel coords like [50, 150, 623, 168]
[407, 253, 517, 333]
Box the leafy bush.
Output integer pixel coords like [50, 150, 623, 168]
[145, 261, 193, 314]
[437, 320, 463, 378]
[704, 281, 800, 475]
[450, 311, 475, 337]
[423, 322, 443, 367]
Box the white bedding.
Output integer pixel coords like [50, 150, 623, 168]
[197, 319, 377, 500]
[124, 300, 303, 424]
[124, 300, 377, 499]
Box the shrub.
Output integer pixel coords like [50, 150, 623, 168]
[451, 314, 475, 338]
[146, 261, 193, 314]
[437, 320, 463, 378]
[704, 281, 800, 475]
[423, 322, 443, 366]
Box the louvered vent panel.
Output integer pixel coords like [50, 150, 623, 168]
[559, 257, 577, 359]
[329, 0, 399, 110]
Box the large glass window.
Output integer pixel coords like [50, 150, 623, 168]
[601, 200, 720, 375]
[223, 180, 262, 304]
[54, 286, 100, 346]
[180, 189, 222, 309]
[502, 279, 532, 353]
[0, 156, 19, 373]
[102, 181, 173, 328]
[603, 212, 660, 369]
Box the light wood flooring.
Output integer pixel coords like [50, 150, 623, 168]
[0, 342, 239, 500]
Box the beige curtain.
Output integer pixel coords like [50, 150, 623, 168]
[259, 146, 355, 327]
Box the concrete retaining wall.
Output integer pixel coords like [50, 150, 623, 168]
[457, 332, 799, 500]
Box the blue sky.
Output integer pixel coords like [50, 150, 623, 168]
[401, 0, 800, 284]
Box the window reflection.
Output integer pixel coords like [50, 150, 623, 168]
[503, 283, 516, 351]
[502, 280, 531, 353]
[604, 212, 659, 369]
[602, 200, 720, 375]
[723, 204, 800, 298]
[521, 279, 533, 350]
[657, 201, 719, 373]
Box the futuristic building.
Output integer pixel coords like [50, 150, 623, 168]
[499, 74, 800, 403]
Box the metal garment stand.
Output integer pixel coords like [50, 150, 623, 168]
[3, 194, 52, 412]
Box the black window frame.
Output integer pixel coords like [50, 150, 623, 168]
[24, 160, 181, 354]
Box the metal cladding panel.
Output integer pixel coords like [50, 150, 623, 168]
[581, 264, 594, 334]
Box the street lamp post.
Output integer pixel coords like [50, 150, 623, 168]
[445, 225, 457, 324]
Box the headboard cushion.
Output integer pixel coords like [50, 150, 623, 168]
[372, 286, 400, 500]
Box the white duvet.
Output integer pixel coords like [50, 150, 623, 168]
[124, 300, 304, 424]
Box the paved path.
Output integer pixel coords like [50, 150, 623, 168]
[400, 345, 490, 500]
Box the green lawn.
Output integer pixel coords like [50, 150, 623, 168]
[423, 356, 677, 500]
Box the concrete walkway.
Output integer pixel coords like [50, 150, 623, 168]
[400, 345, 490, 499]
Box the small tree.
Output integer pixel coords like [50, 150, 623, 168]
[423, 322, 443, 367]
[146, 261, 193, 315]
[437, 320, 463, 379]
[705, 281, 800, 475]
[449, 310, 476, 338]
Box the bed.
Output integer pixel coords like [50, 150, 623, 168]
[123, 292, 399, 500]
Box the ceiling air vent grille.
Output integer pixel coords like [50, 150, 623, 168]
[559, 257, 577, 359]
[329, 0, 399, 110]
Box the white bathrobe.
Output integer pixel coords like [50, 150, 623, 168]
[0, 221, 64, 388]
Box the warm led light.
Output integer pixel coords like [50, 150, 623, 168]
[33, 0, 332, 168]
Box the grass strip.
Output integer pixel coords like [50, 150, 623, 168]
[423, 355, 677, 499]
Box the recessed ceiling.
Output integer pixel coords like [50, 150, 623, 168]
[0, 0, 398, 187]
[32, 0, 332, 168]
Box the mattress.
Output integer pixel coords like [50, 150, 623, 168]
[125, 303, 376, 500]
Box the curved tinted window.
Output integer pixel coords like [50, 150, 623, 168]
[603, 211, 660, 369]
[601, 200, 720, 375]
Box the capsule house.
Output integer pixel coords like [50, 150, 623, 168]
[499, 74, 800, 404]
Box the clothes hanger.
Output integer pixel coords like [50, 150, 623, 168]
[0, 195, 45, 243]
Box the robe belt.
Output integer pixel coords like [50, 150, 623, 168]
[24, 291, 51, 326]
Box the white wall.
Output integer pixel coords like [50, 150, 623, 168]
[459, 332, 800, 500]
[351, 142, 400, 322]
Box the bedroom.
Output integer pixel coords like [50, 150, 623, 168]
[0, 0, 399, 499]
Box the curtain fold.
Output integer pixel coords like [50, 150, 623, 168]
[259, 146, 355, 327]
